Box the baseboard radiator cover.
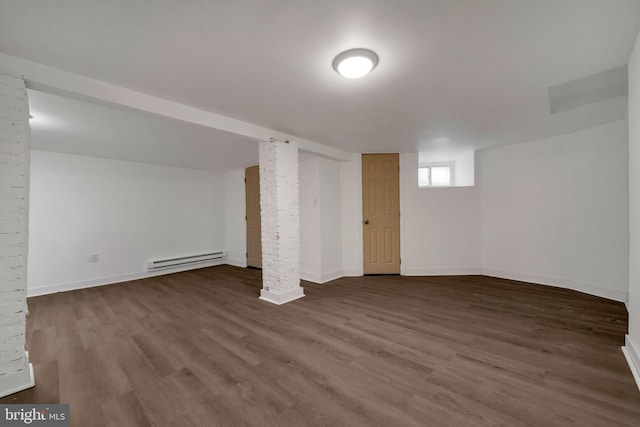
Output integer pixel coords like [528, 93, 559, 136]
[146, 251, 227, 272]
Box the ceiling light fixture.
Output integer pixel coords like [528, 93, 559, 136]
[332, 48, 379, 79]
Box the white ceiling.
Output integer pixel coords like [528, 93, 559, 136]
[28, 90, 259, 172]
[2, 1, 640, 168]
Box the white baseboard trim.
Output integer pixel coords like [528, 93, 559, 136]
[403, 267, 483, 276]
[319, 270, 344, 283]
[301, 270, 344, 284]
[341, 269, 363, 277]
[26, 260, 227, 297]
[225, 259, 247, 268]
[622, 335, 640, 392]
[481, 268, 628, 303]
[259, 287, 305, 305]
[0, 352, 35, 399]
[300, 271, 322, 283]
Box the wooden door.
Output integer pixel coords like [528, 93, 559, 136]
[245, 166, 262, 268]
[362, 154, 400, 274]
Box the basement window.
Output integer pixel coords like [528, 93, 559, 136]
[418, 164, 454, 187]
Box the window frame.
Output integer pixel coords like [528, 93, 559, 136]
[418, 162, 455, 188]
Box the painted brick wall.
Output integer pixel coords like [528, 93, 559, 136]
[259, 140, 302, 301]
[0, 76, 30, 383]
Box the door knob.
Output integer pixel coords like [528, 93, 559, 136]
[364, 219, 369, 224]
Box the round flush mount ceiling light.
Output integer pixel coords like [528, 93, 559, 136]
[332, 48, 379, 79]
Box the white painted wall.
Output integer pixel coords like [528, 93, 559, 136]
[340, 154, 363, 276]
[299, 156, 344, 283]
[624, 31, 640, 389]
[400, 153, 482, 275]
[455, 151, 475, 187]
[318, 157, 343, 282]
[224, 168, 246, 267]
[299, 157, 322, 280]
[28, 151, 226, 295]
[479, 120, 629, 302]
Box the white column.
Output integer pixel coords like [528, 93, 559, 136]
[0, 75, 34, 397]
[258, 139, 304, 305]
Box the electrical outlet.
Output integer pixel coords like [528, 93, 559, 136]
[88, 254, 99, 263]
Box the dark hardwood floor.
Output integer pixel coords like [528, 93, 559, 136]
[2, 265, 639, 426]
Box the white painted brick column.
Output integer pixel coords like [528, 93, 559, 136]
[0, 75, 34, 397]
[258, 139, 304, 304]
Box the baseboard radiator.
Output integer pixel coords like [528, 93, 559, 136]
[146, 251, 228, 272]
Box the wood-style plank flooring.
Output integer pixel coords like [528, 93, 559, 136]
[2, 265, 639, 426]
